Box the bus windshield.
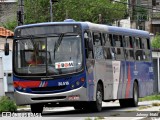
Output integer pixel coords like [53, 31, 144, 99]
[14, 33, 83, 76]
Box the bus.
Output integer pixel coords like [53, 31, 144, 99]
[4, 19, 154, 113]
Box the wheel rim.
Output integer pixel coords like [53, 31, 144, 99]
[134, 84, 138, 103]
[97, 90, 102, 106]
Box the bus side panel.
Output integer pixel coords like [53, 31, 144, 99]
[86, 59, 95, 101]
[117, 61, 126, 99]
[112, 61, 121, 99]
[122, 61, 154, 99]
[118, 61, 137, 99]
[135, 62, 154, 98]
[94, 60, 113, 100]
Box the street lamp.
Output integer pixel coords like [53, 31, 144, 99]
[50, 0, 58, 22]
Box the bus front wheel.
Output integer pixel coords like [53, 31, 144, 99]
[90, 83, 103, 112]
[30, 104, 43, 114]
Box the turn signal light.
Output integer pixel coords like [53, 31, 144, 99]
[80, 77, 85, 82]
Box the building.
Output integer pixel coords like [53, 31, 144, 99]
[0, 27, 13, 98]
[0, 0, 17, 24]
[129, 0, 160, 35]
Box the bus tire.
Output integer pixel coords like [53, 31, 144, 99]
[130, 82, 139, 107]
[91, 83, 103, 112]
[119, 82, 139, 107]
[31, 104, 43, 114]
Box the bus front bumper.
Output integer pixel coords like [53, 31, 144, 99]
[14, 86, 88, 105]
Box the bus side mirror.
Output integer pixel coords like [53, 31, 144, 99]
[4, 43, 9, 56]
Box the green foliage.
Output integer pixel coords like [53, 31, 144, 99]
[24, 0, 50, 24]
[0, 96, 17, 113]
[151, 33, 160, 48]
[1, 0, 127, 29]
[54, 0, 127, 24]
[1, 20, 17, 31]
[24, 0, 127, 24]
[139, 94, 160, 102]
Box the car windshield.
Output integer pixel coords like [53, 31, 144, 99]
[14, 33, 83, 76]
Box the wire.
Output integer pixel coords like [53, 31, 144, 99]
[114, 0, 160, 12]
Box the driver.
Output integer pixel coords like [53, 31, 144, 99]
[28, 53, 43, 65]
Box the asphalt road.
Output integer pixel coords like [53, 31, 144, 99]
[1, 100, 160, 120]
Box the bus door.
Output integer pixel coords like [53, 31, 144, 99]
[84, 31, 95, 101]
[112, 35, 125, 99]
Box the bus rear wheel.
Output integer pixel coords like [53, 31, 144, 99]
[119, 82, 139, 107]
[30, 104, 43, 114]
[130, 82, 139, 107]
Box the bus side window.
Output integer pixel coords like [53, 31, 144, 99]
[147, 39, 150, 49]
[103, 47, 112, 59]
[142, 38, 150, 49]
[135, 37, 142, 49]
[113, 35, 118, 46]
[141, 38, 151, 61]
[129, 37, 133, 48]
[93, 32, 102, 46]
[119, 35, 123, 47]
[84, 31, 93, 59]
[103, 34, 109, 46]
[125, 36, 130, 48]
[109, 34, 113, 46]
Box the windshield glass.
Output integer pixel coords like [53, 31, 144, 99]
[14, 33, 83, 76]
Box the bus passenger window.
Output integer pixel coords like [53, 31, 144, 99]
[84, 31, 94, 59]
[104, 34, 111, 47]
[94, 46, 104, 60]
[135, 38, 142, 49]
[125, 36, 130, 48]
[125, 49, 134, 60]
[115, 48, 124, 60]
[129, 37, 133, 48]
[113, 35, 120, 47]
[142, 38, 150, 49]
[119, 36, 123, 47]
[103, 47, 112, 59]
[147, 39, 150, 49]
[135, 50, 143, 61]
[93, 33, 102, 46]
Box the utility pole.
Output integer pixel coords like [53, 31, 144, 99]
[50, 0, 58, 22]
[50, 0, 53, 22]
[17, 0, 24, 26]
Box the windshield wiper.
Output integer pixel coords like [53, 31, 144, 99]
[54, 33, 64, 59]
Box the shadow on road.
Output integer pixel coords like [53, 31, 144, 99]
[42, 106, 127, 117]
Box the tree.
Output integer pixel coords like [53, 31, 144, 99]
[53, 0, 127, 24]
[24, 0, 127, 24]
[2, 0, 127, 29]
[151, 33, 160, 49]
[24, 0, 50, 24]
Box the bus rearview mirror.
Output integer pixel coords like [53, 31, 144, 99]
[4, 43, 9, 56]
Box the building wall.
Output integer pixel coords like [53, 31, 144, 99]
[0, 2, 17, 24]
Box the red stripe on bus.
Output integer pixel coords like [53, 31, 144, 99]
[126, 64, 131, 98]
[14, 81, 41, 88]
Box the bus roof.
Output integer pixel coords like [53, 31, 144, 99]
[85, 22, 150, 38]
[15, 21, 150, 38]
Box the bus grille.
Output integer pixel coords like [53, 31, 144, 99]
[30, 86, 66, 93]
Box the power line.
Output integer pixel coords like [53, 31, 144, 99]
[114, 0, 160, 12]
